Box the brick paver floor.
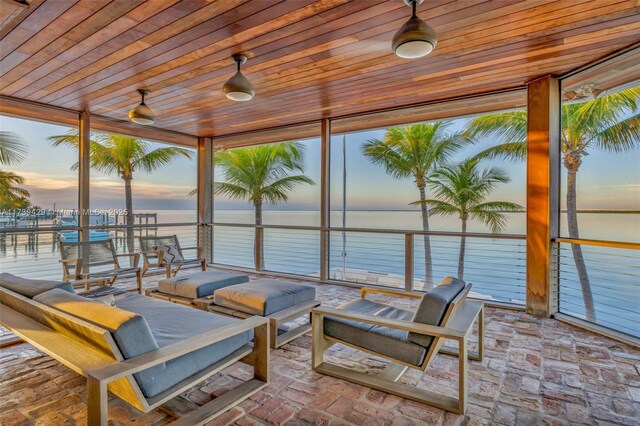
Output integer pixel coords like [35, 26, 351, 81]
[1, 269, 639, 425]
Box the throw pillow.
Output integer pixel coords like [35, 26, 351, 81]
[154, 244, 184, 264]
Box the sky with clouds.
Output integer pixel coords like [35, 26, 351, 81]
[1, 108, 638, 213]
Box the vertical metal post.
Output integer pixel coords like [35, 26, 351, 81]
[404, 233, 414, 291]
[197, 137, 214, 263]
[78, 111, 91, 274]
[526, 76, 560, 318]
[320, 118, 331, 281]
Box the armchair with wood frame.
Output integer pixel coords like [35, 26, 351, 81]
[138, 235, 206, 278]
[59, 239, 142, 293]
[311, 277, 484, 414]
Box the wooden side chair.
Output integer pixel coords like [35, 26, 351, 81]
[59, 239, 142, 293]
[311, 277, 484, 414]
[139, 235, 206, 278]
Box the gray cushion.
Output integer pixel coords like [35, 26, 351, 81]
[324, 299, 427, 366]
[158, 270, 249, 299]
[408, 276, 466, 348]
[0, 273, 74, 298]
[214, 279, 316, 316]
[116, 293, 250, 398]
[33, 289, 159, 361]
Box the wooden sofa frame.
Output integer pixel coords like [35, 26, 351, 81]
[311, 285, 484, 414]
[139, 235, 206, 278]
[147, 288, 320, 349]
[0, 287, 269, 425]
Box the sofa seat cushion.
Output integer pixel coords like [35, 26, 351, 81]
[1, 273, 74, 298]
[214, 279, 316, 316]
[116, 293, 251, 398]
[158, 270, 249, 299]
[408, 276, 466, 348]
[323, 298, 427, 366]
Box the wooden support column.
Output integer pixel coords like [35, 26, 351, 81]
[320, 118, 331, 281]
[197, 137, 213, 263]
[404, 234, 414, 291]
[78, 111, 91, 273]
[526, 76, 560, 318]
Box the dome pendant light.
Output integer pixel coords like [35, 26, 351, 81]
[223, 54, 255, 102]
[392, 0, 437, 59]
[128, 89, 156, 125]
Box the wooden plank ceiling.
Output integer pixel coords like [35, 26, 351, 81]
[1, 0, 639, 139]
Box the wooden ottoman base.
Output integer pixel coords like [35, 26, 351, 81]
[197, 298, 321, 349]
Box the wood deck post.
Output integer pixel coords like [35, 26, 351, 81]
[86, 376, 107, 426]
[526, 76, 560, 318]
[78, 111, 91, 275]
[197, 136, 214, 263]
[320, 118, 331, 281]
[404, 234, 414, 291]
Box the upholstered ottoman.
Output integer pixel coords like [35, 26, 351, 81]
[200, 279, 320, 349]
[145, 270, 250, 306]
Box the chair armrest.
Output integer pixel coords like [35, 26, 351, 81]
[360, 287, 424, 300]
[59, 258, 83, 279]
[139, 250, 162, 267]
[87, 315, 268, 383]
[115, 253, 140, 268]
[181, 246, 204, 258]
[312, 306, 466, 339]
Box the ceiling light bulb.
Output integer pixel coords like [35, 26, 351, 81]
[392, 0, 437, 59]
[128, 90, 156, 125]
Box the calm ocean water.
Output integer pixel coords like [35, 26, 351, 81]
[1, 209, 638, 337]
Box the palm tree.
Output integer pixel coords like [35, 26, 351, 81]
[422, 158, 523, 279]
[0, 132, 30, 210]
[214, 142, 315, 270]
[465, 87, 640, 321]
[48, 132, 192, 252]
[362, 122, 470, 287]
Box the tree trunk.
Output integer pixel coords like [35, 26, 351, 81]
[123, 175, 134, 253]
[254, 200, 264, 270]
[458, 217, 466, 280]
[418, 185, 434, 287]
[566, 164, 596, 321]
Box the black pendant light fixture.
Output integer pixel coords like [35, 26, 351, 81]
[128, 89, 156, 125]
[392, 0, 437, 59]
[223, 54, 255, 102]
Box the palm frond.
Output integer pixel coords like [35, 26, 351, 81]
[0, 132, 28, 165]
[214, 182, 250, 200]
[589, 113, 640, 153]
[472, 141, 527, 162]
[135, 146, 193, 173]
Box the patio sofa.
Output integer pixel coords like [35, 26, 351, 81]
[0, 273, 269, 425]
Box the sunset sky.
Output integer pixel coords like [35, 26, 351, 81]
[1, 113, 638, 212]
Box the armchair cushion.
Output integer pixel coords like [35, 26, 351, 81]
[323, 298, 427, 366]
[0, 273, 74, 298]
[154, 244, 183, 264]
[408, 276, 466, 348]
